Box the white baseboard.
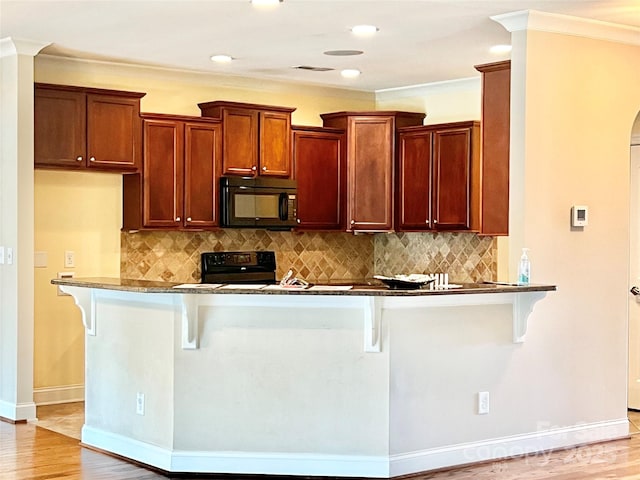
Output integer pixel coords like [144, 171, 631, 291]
[33, 384, 84, 406]
[0, 399, 37, 421]
[390, 419, 630, 477]
[81, 419, 630, 478]
[81, 425, 390, 477]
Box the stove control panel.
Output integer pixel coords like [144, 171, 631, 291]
[201, 251, 276, 284]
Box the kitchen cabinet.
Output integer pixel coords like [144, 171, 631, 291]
[292, 126, 345, 230]
[321, 111, 425, 232]
[122, 114, 222, 230]
[198, 101, 295, 177]
[34, 83, 144, 172]
[475, 60, 510, 235]
[396, 128, 434, 230]
[397, 121, 480, 232]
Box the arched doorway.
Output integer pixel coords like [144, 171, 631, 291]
[628, 111, 640, 411]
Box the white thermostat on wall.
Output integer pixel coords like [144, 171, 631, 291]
[571, 205, 588, 227]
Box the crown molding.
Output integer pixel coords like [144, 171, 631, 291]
[491, 10, 640, 46]
[0, 37, 50, 58]
[375, 77, 480, 101]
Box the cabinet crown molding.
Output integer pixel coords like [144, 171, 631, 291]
[35, 82, 146, 99]
[197, 100, 296, 115]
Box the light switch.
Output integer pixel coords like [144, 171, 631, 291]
[0, 246, 4, 265]
[64, 250, 75, 268]
[6, 248, 13, 265]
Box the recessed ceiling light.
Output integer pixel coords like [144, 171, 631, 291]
[351, 24, 379, 36]
[250, 0, 283, 6]
[490, 44, 512, 54]
[341, 69, 361, 79]
[211, 54, 233, 63]
[324, 50, 364, 56]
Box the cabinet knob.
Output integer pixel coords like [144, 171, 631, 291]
[426, 220, 430, 225]
[350, 220, 355, 225]
[176, 217, 181, 221]
[187, 217, 192, 222]
[296, 219, 301, 224]
[252, 166, 257, 171]
[89, 156, 96, 162]
[433, 219, 438, 224]
[262, 166, 267, 171]
[76, 156, 83, 162]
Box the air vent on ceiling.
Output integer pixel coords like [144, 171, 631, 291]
[292, 65, 335, 72]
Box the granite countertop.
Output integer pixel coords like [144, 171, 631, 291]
[51, 277, 557, 297]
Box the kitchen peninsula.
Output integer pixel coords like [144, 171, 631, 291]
[54, 276, 558, 478]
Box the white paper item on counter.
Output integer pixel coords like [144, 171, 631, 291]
[173, 283, 222, 289]
[219, 284, 267, 290]
[262, 284, 309, 290]
[308, 285, 353, 291]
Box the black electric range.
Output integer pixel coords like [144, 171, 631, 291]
[200, 251, 276, 284]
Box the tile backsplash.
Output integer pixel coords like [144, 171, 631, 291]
[121, 229, 496, 284]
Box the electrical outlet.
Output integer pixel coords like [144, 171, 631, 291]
[0, 246, 4, 265]
[478, 391, 490, 415]
[64, 250, 75, 268]
[136, 392, 145, 415]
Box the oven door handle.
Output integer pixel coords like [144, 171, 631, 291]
[279, 193, 289, 221]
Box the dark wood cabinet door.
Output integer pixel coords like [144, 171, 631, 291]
[397, 129, 433, 230]
[348, 116, 394, 231]
[293, 128, 344, 230]
[221, 108, 258, 176]
[259, 111, 291, 177]
[34, 88, 86, 168]
[86, 94, 141, 171]
[184, 122, 222, 228]
[142, 119, 184, 228]
[432, 127, 472, 230]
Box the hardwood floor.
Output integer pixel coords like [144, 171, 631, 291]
[2, 409, 640, 480]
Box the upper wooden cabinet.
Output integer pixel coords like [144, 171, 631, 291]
[292, 126, 345, 231]
[122, 114, 222, 231]
[433, 122, 480, 231]
[396, 128, 434, 230]
[397, 121, 480, 232]
[34, 83, 144, 172]
[198, 101, 295, 177]
[321, 111, 425, 232]
[475, 60, 510, 236]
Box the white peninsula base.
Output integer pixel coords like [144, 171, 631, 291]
[57, 280, 625, 478]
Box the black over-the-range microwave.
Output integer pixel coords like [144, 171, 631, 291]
[220, 176, 297, 229]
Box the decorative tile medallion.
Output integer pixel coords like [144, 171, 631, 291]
[121, 230, 496, 284]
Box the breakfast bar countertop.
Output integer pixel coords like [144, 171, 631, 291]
[51, 276, 556, 296]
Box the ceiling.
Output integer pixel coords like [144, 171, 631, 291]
[1, 0, 639, 92]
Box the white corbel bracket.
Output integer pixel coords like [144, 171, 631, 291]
[60, 285, 96, 336]
[363, 297, 382, 352]
[512, 291, 547, 343]
[180, 294, 199, 349]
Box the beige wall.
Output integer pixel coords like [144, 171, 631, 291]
[510, 30, 640, 423]
[35, 55, 375, 125]
[34, 170, 122, 391]
[375, 77, 481, 124]
[32, 55, 377, 398]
